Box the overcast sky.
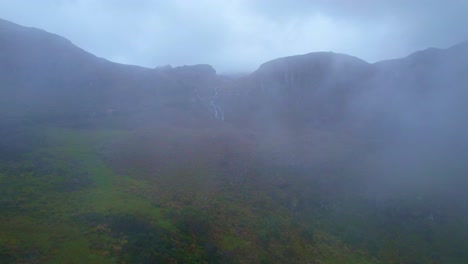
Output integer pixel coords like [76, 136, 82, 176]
[0, 0, 467, 73]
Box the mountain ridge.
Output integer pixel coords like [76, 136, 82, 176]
[3, 17, 464, 75]
[1, 17, 468, 130]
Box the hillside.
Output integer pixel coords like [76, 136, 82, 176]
[1, 18, 468, 263]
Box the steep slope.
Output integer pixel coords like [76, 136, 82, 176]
[0, 18, 221, 124]
[2, 17, 467, 133]
[221, 52, 373, 128]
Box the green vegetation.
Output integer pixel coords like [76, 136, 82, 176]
[0, 122, 467, 263]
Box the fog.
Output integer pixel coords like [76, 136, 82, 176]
[1, 6, 468, 263]
[350, 45, 468, 201]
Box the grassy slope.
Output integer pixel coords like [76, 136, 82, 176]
[0, 127, 170, 263]
[0, 125, 376, 263]
[1, 123, 466, 263]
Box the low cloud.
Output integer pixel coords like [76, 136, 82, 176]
[0, 0, 466, 72]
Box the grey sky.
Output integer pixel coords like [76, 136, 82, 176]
[0, 0, 467, 73]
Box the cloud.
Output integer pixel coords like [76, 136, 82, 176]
[0, 0, 466, 72]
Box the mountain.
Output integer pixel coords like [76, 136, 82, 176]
[2, 17, 468, 133]
[2, 18, 468, 263]
[3, 17, 468, 171]
[218, 52, 373, 129]
[2, 17, 468, 163]
[0, 18, 224, 125]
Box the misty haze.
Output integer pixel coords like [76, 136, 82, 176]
[1, 1, 468, 263]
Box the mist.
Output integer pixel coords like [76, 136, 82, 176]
[1, 6, 468, 263]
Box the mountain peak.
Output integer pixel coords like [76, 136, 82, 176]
[255, 52, 369, 75]
[174, 64, 216, 76]
[0, 17, 25, 30]
[450, 40, 468, 49]
[0, 17, 72, 44]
